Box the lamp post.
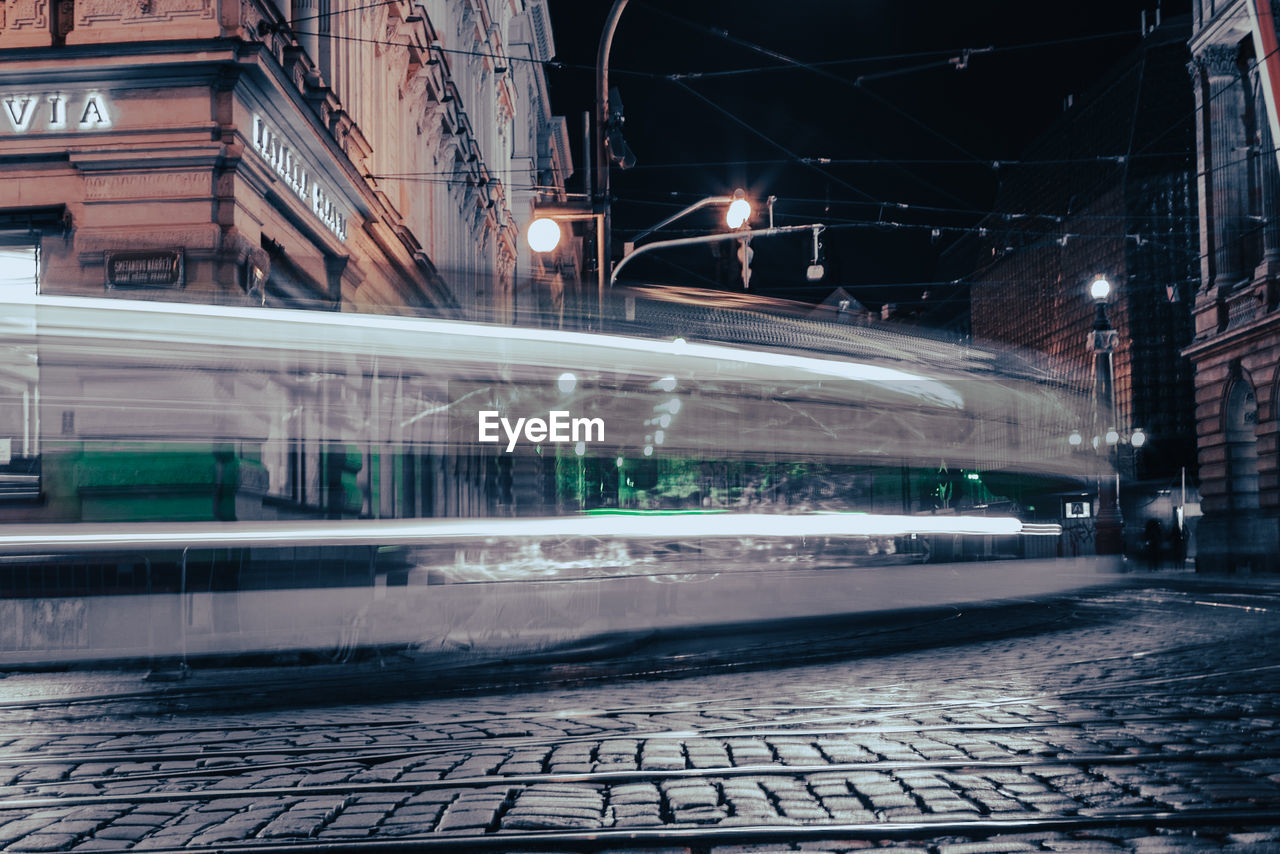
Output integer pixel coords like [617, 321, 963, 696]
[595, 0, 631, 314]
[1089, 275, 1124, 555]
[527, 191, 750, 265]
[529, 192, 827, 294]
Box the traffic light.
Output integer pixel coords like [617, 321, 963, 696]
[737, 237, 754, 288]
[606, 87, 637, 170]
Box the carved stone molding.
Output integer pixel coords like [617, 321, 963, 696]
[75, 224, 222, 254]
[75, 0, 213, 27]
[1200, 43, 1242, 78]
[0, 0, 53, 47]
[84, 172, 210, 201]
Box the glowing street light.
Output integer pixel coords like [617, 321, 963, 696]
[726, 190, 752, 229]
[628, 190, 753, 245]
[1088, 273, 1122, 555]
[1090, 275, 1112, 301]
[526, 217, 562, 253]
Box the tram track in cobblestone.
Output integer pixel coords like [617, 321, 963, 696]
[2, 654, 1278, 790]
[2, 680, 1274, 774]
[3, 658, 1276, 766]
[0, 704, 1272, 780]
[4, 746, 1280, 810]
[1, 712, 1270, 795]
[22, 809, 1280, 854]
[2, 584, 1279, 852]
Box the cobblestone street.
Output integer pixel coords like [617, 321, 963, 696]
[2, 577, 1280, 852]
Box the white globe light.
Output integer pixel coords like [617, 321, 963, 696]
[726, 198, 752, 229]
[557, 372, 577, 394]
[1131, 428, 1147, 448]
[1090, 276, 1112, 301]
[1105, 429, 1120, 445]
[1068, 431, 1083, 447]
[526, 217, 562, 253]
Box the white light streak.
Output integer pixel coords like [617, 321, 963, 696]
[1, 513, 1031, 554]
[11, 295, 962, 407]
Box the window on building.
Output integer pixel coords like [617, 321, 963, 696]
[0, 233, 40, 499]
[1225, 379, 1260, 510]
[0, 233, 39, 297]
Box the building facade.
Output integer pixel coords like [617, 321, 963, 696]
[1185, 0, 1280, 572]
[0, 0, 580, 523]
[962, 19, 1200, 554]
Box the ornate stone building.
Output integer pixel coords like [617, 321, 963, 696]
[0, 0, 574, 317]
[1185, 0, 1280, 572]
[961, 18, 1200, 552]
[0, 0, 580, 522]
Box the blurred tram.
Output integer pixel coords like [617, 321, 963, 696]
[0, 293, 1120, 667]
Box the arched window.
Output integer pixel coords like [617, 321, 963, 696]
[1225, 379, 1260, 510]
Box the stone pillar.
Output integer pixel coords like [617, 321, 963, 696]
[1253, 66, 1280, 271]
[292, 0, 320, 66]
[1203, 44, 1250, 289]
[1188, 55, 1214, 295]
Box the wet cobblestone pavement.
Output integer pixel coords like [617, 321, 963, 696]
[2, 577, 1280, 852]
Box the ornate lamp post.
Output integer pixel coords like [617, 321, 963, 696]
[1089, 275, 1124, 555]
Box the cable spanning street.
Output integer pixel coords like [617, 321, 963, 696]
[0, 577, 1277, 852]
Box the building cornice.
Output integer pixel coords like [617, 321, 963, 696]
[1182, 311, 1280, 359]
[1190, 0, 1252, 55]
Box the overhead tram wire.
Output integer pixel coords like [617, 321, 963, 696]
[641, 2, 994, 210]
[285, 0, 403, 26]
[281, 8, 1182, 221]
[363, 151, 1191, 180]
[662, 28, 1147, 82]
[665, 79, 880, 205]
[285, 28, 667, 78]
[630, 3, 1262, 281]
[426, 130, 1227, 251]
[283, 15, 1266, 288]
[974, 33, 1280, 268]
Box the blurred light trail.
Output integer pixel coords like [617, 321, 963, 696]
[2, 512, 1027, 554]
[10, 295, 962, 407]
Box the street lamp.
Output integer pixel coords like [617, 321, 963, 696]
[526, 217, 562, 253]
[1088, 274, 1124, 555]
[529, 190, 824, 293]
[625, 190, 753, 246]
[726, 190, 752, 230]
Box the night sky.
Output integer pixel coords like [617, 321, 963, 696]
[544, 0, 1193, 309]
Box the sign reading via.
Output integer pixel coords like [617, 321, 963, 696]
[2, 93, 110, 133]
